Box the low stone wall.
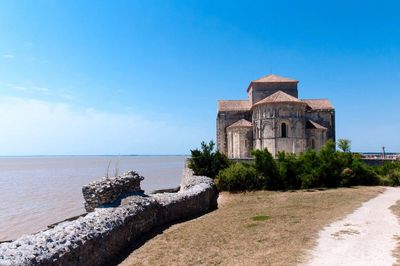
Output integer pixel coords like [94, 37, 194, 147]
[0, 166, 217, 266]
[82, 171, 144, 212]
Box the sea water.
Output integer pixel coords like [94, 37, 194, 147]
[0, 155, 186, 241]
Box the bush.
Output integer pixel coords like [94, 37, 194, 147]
[188, 140, 230, 178]
[277, 152, 302, 190]
[315, 140, 345, 187]
[215, 163, 259, 191]
[252, 149, 282, 190]
[352, 158, 380, 185]
[191, 139, 399, 192]
[375, 162, 400, 186]
[297, 149, 320, 188]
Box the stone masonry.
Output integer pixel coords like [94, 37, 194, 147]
[217, 74, 335, 158]
[82, 171, 144, 212]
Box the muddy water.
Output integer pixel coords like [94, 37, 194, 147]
[0, 155, 186, 241]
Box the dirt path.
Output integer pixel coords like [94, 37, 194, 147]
[307, 187, 400, 266]
[118, 187, 383, 266]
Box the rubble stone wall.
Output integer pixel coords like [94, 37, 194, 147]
[82, 171, 144, 212]
[0, 165, 217, 266]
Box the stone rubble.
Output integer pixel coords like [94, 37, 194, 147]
[82, 170, 144, 212]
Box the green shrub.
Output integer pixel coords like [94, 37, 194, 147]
[350, 158, 380, 186]
[300, 169, 321, 189]
[316, 140, 345, 187]
[297, 149, 320, 188]
[252, 149, 282, 190]
[372, 162, 400, 186]
[376, 162, 400, 186]
[191, 139, 396, 192]
[188, 140, 230, 178]
[277, 152, 302, 190]
[340, 167, 356, 187]
[388, 170, 400, 186]
[215, 163, 259, 191]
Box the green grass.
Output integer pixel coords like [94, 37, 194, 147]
[245, 223, 258, 228]
[252, 215, 270, 221]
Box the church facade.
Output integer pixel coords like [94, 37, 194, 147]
[216, 74, 335, 159]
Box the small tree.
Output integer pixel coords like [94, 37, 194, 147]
[252, 149, 282, 190]
[338, 139, 351, 153]
[188, 140, 230, 178]
[277, 151, 302, 190]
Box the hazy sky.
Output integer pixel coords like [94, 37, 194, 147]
[1, 0, 399, 155]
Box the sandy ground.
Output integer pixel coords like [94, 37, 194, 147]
[307, 187, 400, 266]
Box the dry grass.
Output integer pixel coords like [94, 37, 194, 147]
[390, 200, 400, 266]
[119, 187, 384, 266]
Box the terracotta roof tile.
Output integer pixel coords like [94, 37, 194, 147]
[302, 99, 334, 110]
[247, 74, 298, 92]
[218, 100, 251, 112]
[227, 119, 252, 129]
[252, 74, 298, 83]
[253, 91, 306, 107]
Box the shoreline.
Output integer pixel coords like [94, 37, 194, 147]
[0, 186, 181, 243]
[0, 165, 218, 265]
[0, 155, 186, 242]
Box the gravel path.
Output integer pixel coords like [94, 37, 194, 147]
[308, 187, 400, 266]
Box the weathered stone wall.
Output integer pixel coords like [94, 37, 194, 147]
[82, 171, 144, 212]
[0, 166, 217, 266]
[305, 109, 335, 142]
[252, 102, 307, 157]
[216, 110, 252, 154]
[306, 128, 328, 151]
[249, 82, 298, 104]
[227, 127, 253, 159]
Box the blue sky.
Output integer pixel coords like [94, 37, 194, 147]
[0, 0, 399, 155]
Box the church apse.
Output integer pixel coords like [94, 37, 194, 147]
[217, 74, 335, 159]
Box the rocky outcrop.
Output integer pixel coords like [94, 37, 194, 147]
[0, 165, 217, 266]
[82, 171, 144, 212]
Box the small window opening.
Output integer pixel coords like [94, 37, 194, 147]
[281, 123, 287, 138]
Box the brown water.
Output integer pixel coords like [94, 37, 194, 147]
[0, 155, 186, 241]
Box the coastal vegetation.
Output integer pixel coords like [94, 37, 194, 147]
[188, 140, 230, 178]
[189, 139, 400, 192]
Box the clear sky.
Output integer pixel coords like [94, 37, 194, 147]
[0, 0, 399, 155]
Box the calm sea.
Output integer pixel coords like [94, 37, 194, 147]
[0, 155, 187, 241]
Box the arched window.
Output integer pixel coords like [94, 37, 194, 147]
[281, 122, 287, 138]
[311, 139, 315, 149]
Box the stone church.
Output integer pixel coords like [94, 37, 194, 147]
[217, 74, 335, 159]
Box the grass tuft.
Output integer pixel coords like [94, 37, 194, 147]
[245, 223, 258, 228]
[252, 215, 270, 221]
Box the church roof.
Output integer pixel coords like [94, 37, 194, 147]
[218, 100, 251, 112]
[247, 74, 298, 92]
[252, 74, 298, 83]
[306, 120, 328, 130]
[253, 90, 306, 107]
[302, 99, 334, 110]
[227, 119, 252, 129]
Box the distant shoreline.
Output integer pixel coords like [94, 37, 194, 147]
[0, 154, 189, 158]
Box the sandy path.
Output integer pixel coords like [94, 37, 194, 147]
[307, 187, 400, 266]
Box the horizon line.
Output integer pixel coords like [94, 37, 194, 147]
[0, 154, 190, 157]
